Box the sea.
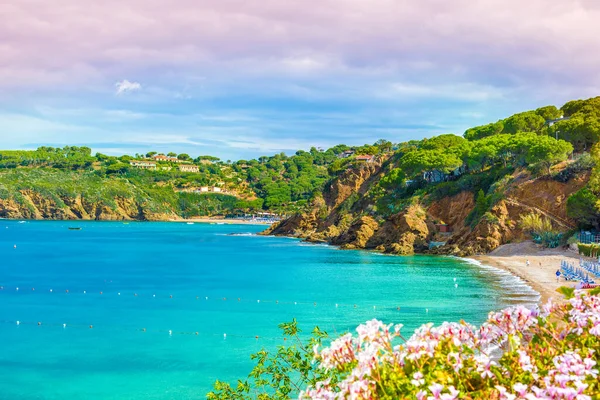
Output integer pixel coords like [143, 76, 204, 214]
[0, 221, 539, 399]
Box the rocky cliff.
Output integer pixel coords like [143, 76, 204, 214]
[0, 191, 177, 221]
[264, 164, 590, 256]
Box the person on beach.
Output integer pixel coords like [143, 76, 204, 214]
[539, 261, 542, 268]
[526, 259, 530, 267]
[556, 269, 561, 282]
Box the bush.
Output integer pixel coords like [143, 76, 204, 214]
[209, 290, 600, 399]
[553, 153, 595, 182]
[577, 242, 600, 257]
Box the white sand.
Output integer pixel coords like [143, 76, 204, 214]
[470, 241, 582, 303]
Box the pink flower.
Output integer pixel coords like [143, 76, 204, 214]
[513, 382, 528, 397]
[411, 372, 425, 387]
[428, 383, 444, 399]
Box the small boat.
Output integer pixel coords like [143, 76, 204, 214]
[68, 227, 82, 230]
[187, 222, 194, 225]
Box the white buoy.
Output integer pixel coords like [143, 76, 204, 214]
[153, 294, 156, 298]
[63, 323, 66, 328]
[335, 303, 338, 308]
[16, 287, 19, 291]
[13, 245, 16, 249]
[453, 278, 457, 282]
[223, 333, 227, 339]
[373, 306, 376, 310]
[168, 330, 172, 336]
[426, 308, 429, 313]
[455, 284, 458, 288]
[205, 296, 208, 300]
[83, 290, 86, 294]
[257, 300, 260, 303]
[50, 289, 53, 292]
[16, 321, 20, 325]
[294, 302, 297, 305]
[118, 292, 121, 296]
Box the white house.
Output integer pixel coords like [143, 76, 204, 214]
[130, 160, 157, 170]
[179, 164, 199, 173]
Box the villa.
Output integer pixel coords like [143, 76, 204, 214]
[179, 164, 199, 173]
[355, 155, 375, 163]
[338, 150, 355, 158]
[152, 154, 183, 163]
[129, 160, 157, 170]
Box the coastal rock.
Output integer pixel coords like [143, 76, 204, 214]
[427, 191, 475, 233]
[331, 216, 379, 249]
[367, 205, 431, 255]
[0, 190, 177, 221]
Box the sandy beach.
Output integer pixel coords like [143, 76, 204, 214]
[469, 241, 582, 304]
[169, 217, 273, 225]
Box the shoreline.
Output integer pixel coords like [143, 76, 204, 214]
[284, 234, 579, 306]
[468, 241, 580, 304]
[1, 217, 273, 225]
[168, 217, 273, 225]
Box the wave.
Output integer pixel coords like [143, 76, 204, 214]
[458, 257, 541, 308]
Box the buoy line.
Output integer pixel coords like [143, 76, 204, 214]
[0, 284, 460, 311]
[0, 319, 348, 342]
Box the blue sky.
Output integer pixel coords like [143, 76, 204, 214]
[1, 0, 599, 160]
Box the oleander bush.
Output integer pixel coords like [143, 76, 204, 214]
[208, 288, 600, 399]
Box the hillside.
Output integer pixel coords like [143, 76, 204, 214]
[0, 143, 387, 220]
[264, 96, 600, 255]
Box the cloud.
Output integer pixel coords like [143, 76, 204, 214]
[1, 0, 599, 158]
[115, 79, 141, 95]
[0, 0, 598, 91]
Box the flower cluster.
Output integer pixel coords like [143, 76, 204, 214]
[300, 291, 600, 399]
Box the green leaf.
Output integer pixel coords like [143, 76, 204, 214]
[556, 286, 575, 299]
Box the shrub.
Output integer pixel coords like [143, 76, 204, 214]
[209, 290, 600, 399]
[553, 153, 595, 183]
[577, 242, 600, 257]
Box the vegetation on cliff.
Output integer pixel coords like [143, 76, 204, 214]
[2, 96, 600, 228]
[266, 96, 600, 256]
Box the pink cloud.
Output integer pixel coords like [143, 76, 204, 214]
[0, 0, 598, 92]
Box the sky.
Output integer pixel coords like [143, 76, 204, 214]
[1, 0, 600, 161]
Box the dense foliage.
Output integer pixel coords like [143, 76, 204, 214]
[209, 289, 600, 399]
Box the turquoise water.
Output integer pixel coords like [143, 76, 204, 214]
[0, 221, 539, 399]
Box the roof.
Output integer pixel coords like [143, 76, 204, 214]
[355, 155, 374, 160]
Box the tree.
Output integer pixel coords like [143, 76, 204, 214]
[177, 153, 191, 161]
[375, 139, 393, 153]
[146, 151, 157, 158]
[105, 162, 130, 175]
[561, 96, 600, 118]
[399, 149, 463, 177]
[475, 189, 489, 217]
[534, 105, 562, 121]
[549, 115, 600, 152]
[567, 188, 600, 229]
[464, 121, 504, 140]
[502, 111, 545, 134]
[379, 168, 406, 189]
[524, 136, 573, 174]
[167, 152, 177, 157]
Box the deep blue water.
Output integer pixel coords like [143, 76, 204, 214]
[0, 221, 539, 399]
